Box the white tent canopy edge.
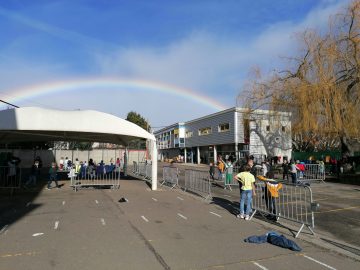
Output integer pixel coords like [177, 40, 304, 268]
[0, 107, 158, 190]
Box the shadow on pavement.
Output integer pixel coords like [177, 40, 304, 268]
[0, 180, 46, 232]
[210, 197, 239, 216]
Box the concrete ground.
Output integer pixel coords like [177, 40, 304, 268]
[158, 162, 360, 258]
[1, 178, 359, 270]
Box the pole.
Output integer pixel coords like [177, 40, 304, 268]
[151, 140, 157, 190]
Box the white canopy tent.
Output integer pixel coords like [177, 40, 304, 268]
[0, 107, 158, 190]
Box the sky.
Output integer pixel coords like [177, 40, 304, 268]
[0, 0, 351, 129]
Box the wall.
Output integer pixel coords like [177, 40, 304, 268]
[185, 109, 235, 147]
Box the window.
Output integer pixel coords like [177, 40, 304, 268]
[198, 127, 212, 136]
[180, 138, 185, 143]
[185, 131, 193, 138]
[282, 126, 286, 132]
[218, 123, 230, 132]
[266, 125, 270, 132]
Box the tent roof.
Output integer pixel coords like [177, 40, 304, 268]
[0, 107, 155, 145]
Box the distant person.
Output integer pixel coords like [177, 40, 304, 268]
[116, 158, 121, 168]
[225, 160, 234, 188]
[262, 161, 268, 177]
[64, 157, 69, 170]
[289, 160, 297, 185]
[7, 156, 18, 186]
[47, 162, 59, 189]
[217, 156, 225, 180]
[209, 162, 215, 180]
[25, 160, 40, 188]
[282, 160, 289, 181]
[235, 164, 256, 220]
[59, 157, 64, 170]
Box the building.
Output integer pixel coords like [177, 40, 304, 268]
[154, 107, 292, 164]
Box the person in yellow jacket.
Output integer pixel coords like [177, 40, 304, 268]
[217, 156, 225, 180]
[257, 173, 282, 221]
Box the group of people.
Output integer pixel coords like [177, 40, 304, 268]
[209, 156, 234, 186]
[23, 157, 124, 190]
[209, 155, 282, 222]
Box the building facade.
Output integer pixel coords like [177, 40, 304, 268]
[154, 107, 292, 164]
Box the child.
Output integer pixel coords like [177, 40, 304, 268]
[234, 164, 256, 220]
[225, 160, 233, 188]
[217, 159, 225, 180]
[258, 173, 282, 221]
[47, 162, 59, 189]
[209, 162, 215, 180]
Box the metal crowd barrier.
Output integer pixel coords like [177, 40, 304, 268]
[184, 169, 212, 201]
[138, 162, 147, 177]
[297, 164, 325, 184]
[132, 161, 139, 175]
[70, 166, 120, 192]
[251, 180, 316, 238]
[0, 166, 22, 194]
[145, 163, 152, 181]
[161, 166, 179, 189]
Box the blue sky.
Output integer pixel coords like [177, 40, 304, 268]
[0, 0, 350, 128]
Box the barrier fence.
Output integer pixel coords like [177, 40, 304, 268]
[0, 166, 22, 194]
[184, 169, 212, 201]
[251, 180, 316, 238]
[161, 166, 179, 189]
[129, 161, 152, 182]
[296, 164, 325, 184]
[70, 166, 120, 192]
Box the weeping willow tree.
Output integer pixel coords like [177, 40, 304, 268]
[242, 0, 360, 155]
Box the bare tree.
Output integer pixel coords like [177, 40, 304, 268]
[242, 0, 360, 155]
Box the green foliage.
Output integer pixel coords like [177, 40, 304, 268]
[126, 111, 151, 131]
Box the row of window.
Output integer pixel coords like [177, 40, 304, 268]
[185, 123, 230, 138]
[158, 123, 288, 142]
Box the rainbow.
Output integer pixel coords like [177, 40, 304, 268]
[3, 78, 228, 111]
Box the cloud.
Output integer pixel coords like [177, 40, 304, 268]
[0, 0, 352, 126]
[95, 0, 349, 105]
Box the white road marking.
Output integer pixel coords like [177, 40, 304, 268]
[32, 233, 44, 237]
[209, 211, 222, 218]
[303, 255, 337, 270]
[141, 216, 149, 222]
[177, 196, 184, 201]
[0, 225, 9, 234]
[101, 218, 106, 226]
[54, 221, 59, 230]
[95, 200, 99, 204]
[62, 201, 65, 206]
[253, 262, 269, 270]
[177, 213, 188, 220]
[26, 202, 31, 207]
[151, 198, 158, 202]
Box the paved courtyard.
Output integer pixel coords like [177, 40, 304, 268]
[0, 179, 359, 270]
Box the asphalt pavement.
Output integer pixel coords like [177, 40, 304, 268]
[0, 177, 359, 270]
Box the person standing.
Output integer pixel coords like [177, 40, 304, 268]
[59, 157, 64, 170]
[282, 160, 289, 181]
[261, 161, 268, 177]
[25, 160, 40, 188]
[290, 160, 297, 185]
[225, 160, 234, 188]
[217, 156, 225, 180]
[47, 162, 59, 189]
[209, 162, 215, 180]
[235, 164, 256, 220]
